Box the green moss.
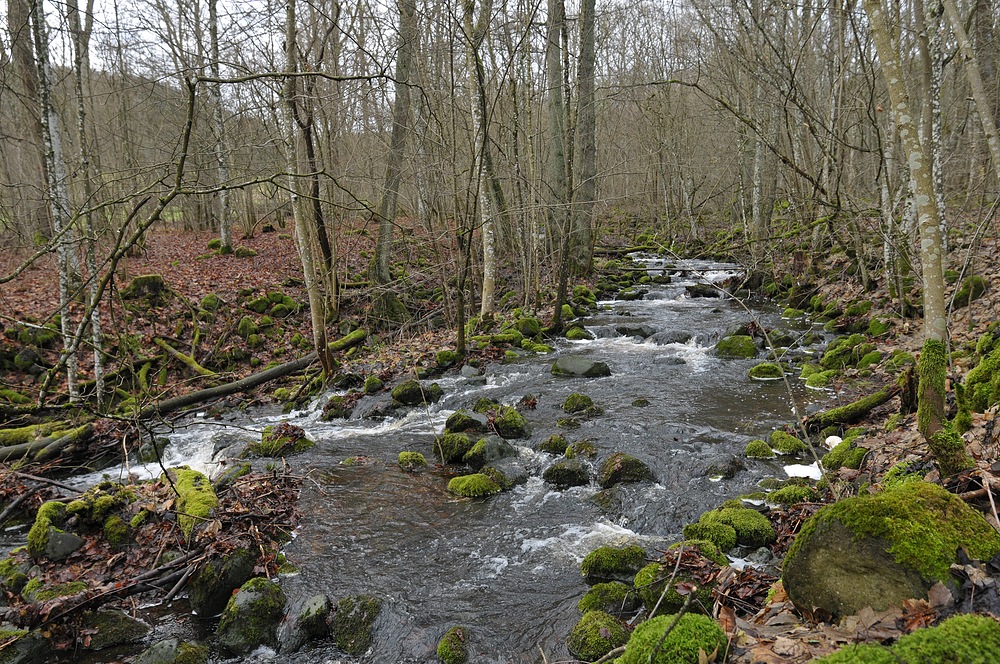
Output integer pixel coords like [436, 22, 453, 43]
[964, 343, 1000, 412]
[928, 426, 976, 477]
[634, 562, 714, 616]
[954, 275, 988, 308]
[568, 440, 598, 458]
[104, 515, 129, 548]
[668, 539, 728, 566]
[858, 350, 883, 370]
[447, 474, 501, 498]
[22, 578, 87, 602]
[918, 338, 948, 438]
[493, 406, 529, 438]
[0, 555, 28, 593]
[748, 362, 783, 379]
[472, 397, 500, 413]
[566, 611, 628, 661]
[821, 334, 866, 370]
[200, 293, 221, 311]
[715, 334, 757, 358]
[164, 467, 220, 540]
[330, 595, 382, 656]
[768, 484, 818, 505]
[808, 386, 896, 431]
[815, 613, 1000, 663]
[566, 326, 594, 341]
[885, 349, 916, 373]
[436, 349, 459, 368]
[619, 613, 726, 664]
[215, 577, 286, 654]
[516, 316, 542, 337]
[27, 500, 67, 558]
[699, 507, 775, 548]
[0, 389, 31, 404]
[537, 434, 569, 454]
[237, 316, 259, 339]
[787, 481, 1000, 585]
[744, 439, 774, 458]
[682, 521, 737, 552]
[437, 626, 469, 664]
[577, 581, 639, 615]
[364, 375, 384, 394]
[434, 433, 474, 463]
[563, 393, 595, 414]
[868, 319, 891, 336]
[130, 510, 149, 529]
[823, 437, 868, 471]
[806, 369, 839, 388]
[770, 430, 806, 454]
[397, 451, 427, 471]
[580, 545, 647, 581]
[245, 424, 315, 457]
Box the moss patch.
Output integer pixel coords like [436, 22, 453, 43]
[699, 507, 775, 548]
[715, 334, 757, 358]
[618, 613, 726, 664]
[744, 439, 774, 458]
[770, 430, 806, 454]
[682, 521, 737, 552]
[164, 467, 219, 540]
[244, 423, 315, 457]
[437, 626, 469, 664]
[566, 611, 628, 661]
[580, 545, 646, 583]
[447, 474, 501, 498]
[397, 451, 427, 471]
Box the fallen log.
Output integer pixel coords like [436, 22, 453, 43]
[137, 329, 367, 420]
[0, 424, 93, 463]
[153, 337, 216, 377]
[803, 384, 899, 432]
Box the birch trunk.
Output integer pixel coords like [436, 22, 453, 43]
[208, 0, 232, 252]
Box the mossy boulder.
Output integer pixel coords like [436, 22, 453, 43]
[580, 545, 646, 584]
[493, 406, 529, 438]
[200, 293, 222, 311]
[823, 437, 868, 471]
[364, 375, 384, 394]
[566, 326, 594, 341]
[715, 334, 757, 359]
[954, 275, 988, 308]
[437, 625, 469, 664]
[447, 473, 501, 498]
[814, 613, 1000, 663]
[682, 521, 737, 552]
[770, 430, 807, 455]
[398, 451, 427, 471]
[122, 274, 167, 301]
[698, 507, 775, 548]
[768, 484, 819, 505]
[244, 423, 315, 457]
[135, 638, 209, 664]
[562, 392, 595, 414]
[618, 613, 726, 664]
[462, 436, 515, 470]
[330, 595, 381, 656]
[321, 395, 354, 421]
[237, 316, 259, 339]
[566, 610, 628, 661]
[188, 547, 257, 617]
[820, 333, 866, 370]
[444, 409, 488, 434]
[21, 578, 87, 602]
[597, 452, 655, 489]
[577, 581, 642, 617]
[215, 577, 287, 655]
[748, 362, 784, 379]
[634, 562, 714, 616]
[542, 458, 591, 488]
[806, 368, 839, 388]
[27, 501, 80, 561]
[744, 439, 774, 459]
[390, 380, 443, 406]
[783, 481, 1000, 618]
[537, 433, 570, 454]
[0, 628, 49, 664]
[81, 609, 150, 650]
[162, 467, 219, 540]
[516, 316, 542, 337]
[434, 433, 475, 464]
[277, 594, 333, 653]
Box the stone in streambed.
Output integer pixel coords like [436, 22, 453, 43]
[277, 594, 333, 654]
[542, 459, 591, 489]
[216, 577, 287, 655]
[551, 356, 612, 377]
[598, 452, 655, 489]
[135, 638, 208, 664]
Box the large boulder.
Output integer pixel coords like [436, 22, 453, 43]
[783, 481, 1000, 619]
[390, 380, 443, 406]
[215, 578, 287, 655]
[188, 547, 257, 617]
[552, 356, 612, 378]
[463, 435, 516, 471]
[278, 594, 333, 654]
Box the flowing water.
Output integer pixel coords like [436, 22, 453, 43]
[74, 257, 831, 663]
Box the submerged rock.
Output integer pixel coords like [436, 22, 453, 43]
[552, 356, 612, 377]
[783, 481, 1000, 619]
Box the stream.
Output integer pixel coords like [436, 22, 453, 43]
[75, 257, 831, 663]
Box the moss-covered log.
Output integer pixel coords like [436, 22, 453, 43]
[153, 338, 216, 378]
[804, 385, 899, 432]
[0, 422, 69, 447]
[0, 424, 92, 463]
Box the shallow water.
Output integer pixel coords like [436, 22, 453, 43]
[73, 258, 831, 663]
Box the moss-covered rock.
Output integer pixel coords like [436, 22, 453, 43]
[216, 577, 286, 655]
[577, 581, 641, 616]
[163, 467, 219, 540]
[562, 392, 595, 414]
[437, 626, 469, 664]
[566, 326, 594, 341]
[330, 595, 381, 656]
[597, 452, 655, 489]
[715, 334, 757, 359]
[954, 275, 988, 308]
[390, 380, 443, 406]
[822, 437, 868, 471]
[542, 458, 591, 488]
[768, 484, 818, 505]
[188, 547, 256, 617]
[134, 638, 209, 664]
[434, 433, 474, 464]
[618, 613, 726, 664]
[551, 356, 612, 377]
[462, 436, 516, 470]
[244, 423, 315, 457]
[634, 562, 714, 616]
[236, 316, 259, 339]
[744, 439, 774, 458]
[820, 333, 866, 370]
[537, 433, 570, 454]
[566, 610, 628, 661]
[493, 406, 529, 438]
[682, 521, 737, 552]
[81, 609, 150, 650]
[122, 274, 167, 301]
[770, 430, 807, 454]
[21, 578, 87, 602]
[816, 613, 1000, 663]
[364, 375, 384, 394]
[0, 628, 49, 663]
[699, 507, 775, 548]
[783, 481, 1000, 618]
[103, 515, 129, 548]
[516, 316, 542, 337]
[444, 409, 488, 434]
[748, 362, 783, 379]
[398, 451, 427, 471]
[580, 545, 646, 584]
[321, 395, 354, 421]
[27, 500, 70, 560]
[447, 473, 501, 498]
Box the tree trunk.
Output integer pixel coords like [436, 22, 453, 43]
[572, 0, 596, 276]
[545, 0, 571, 331]
[208, 0, 232, 253]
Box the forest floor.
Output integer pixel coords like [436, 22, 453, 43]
[2, 223, 1000, 661]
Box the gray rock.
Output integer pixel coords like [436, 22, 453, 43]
[463, 435, 516, 471]
[543, 459, 591, 488]
[135, 639, 208, 664]
[216, 578, 287, 655]
[686, 283, 722, 298]
[0, 626, 49, 664]
[597, 452, 655, 489]
[278, 594, 332, 654]
[445, 409, 489, 434]
[653, 356, 686, 366]
[390, 380, 444, 406]
[615, 324, 656, 339]
[702, 456, 746, 480]
[483, 457, 530, 489]
[81, 609, 150, 650]
[551, 356, 612, 378]
[44, 527, 85, 562]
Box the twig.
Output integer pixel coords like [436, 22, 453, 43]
[0, 490, 36, 525]
[163, 564, 197, 603]
[12, 471, 80, 493]
[979, 470, 1000, 532]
